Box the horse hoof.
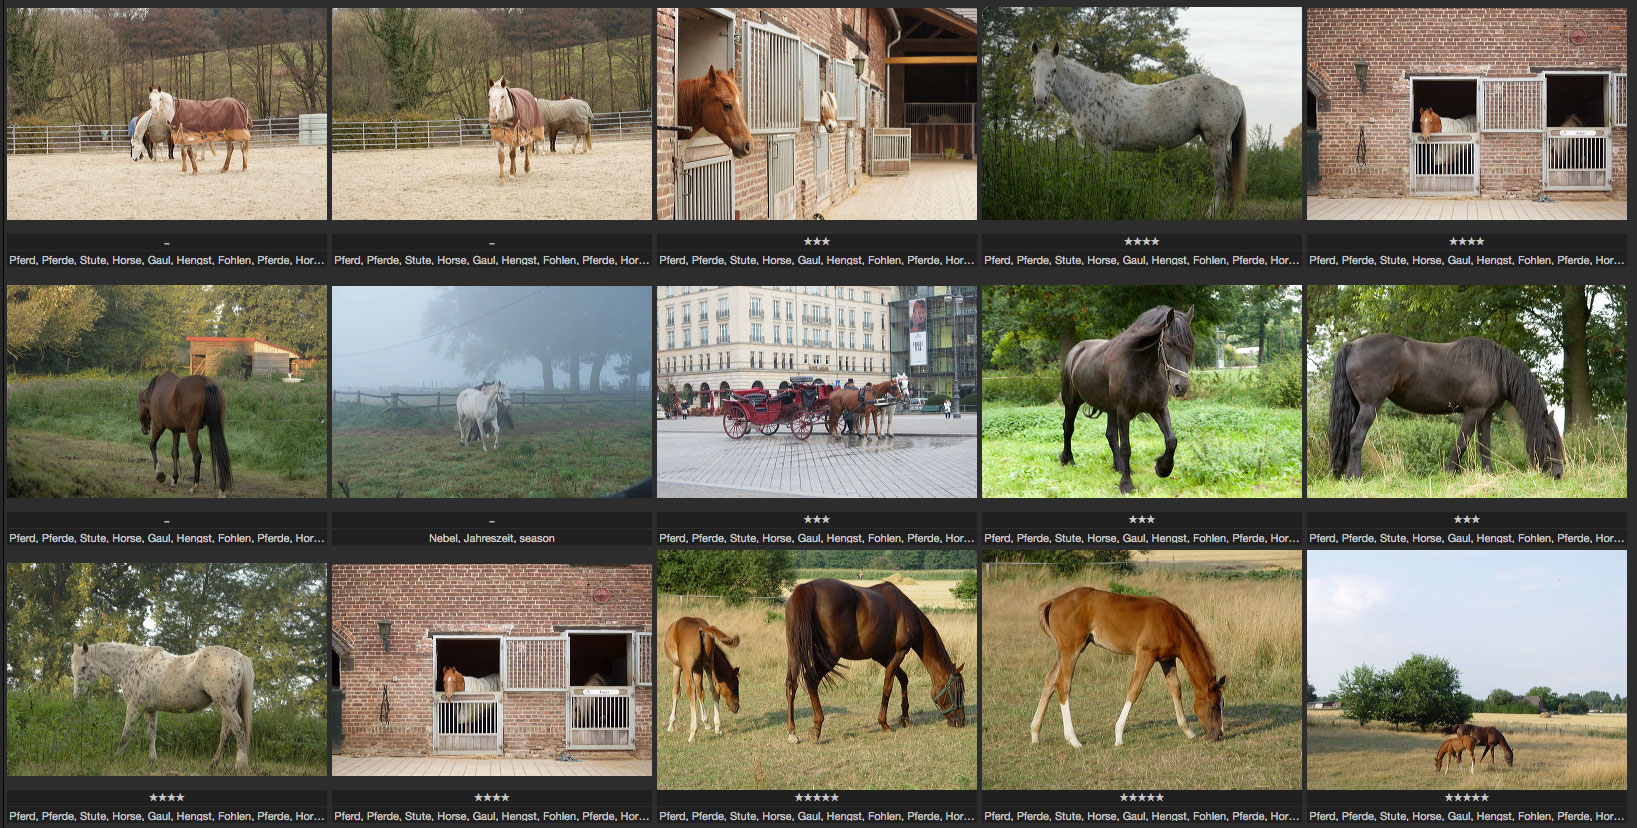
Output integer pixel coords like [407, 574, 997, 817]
[156, 472, 167, 483]
[787, 733, 800, 744]
[1119, 483, 1136, 495]
[1030, 733, 1039, 744]
[189, 484, 197, 494]
[217, 492, 226, 499]
[1156, 462, 1174, 478]
[899, 717, 910, 728]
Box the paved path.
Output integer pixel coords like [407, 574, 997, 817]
[822, 159, 976, 220]
[657, 413, 977, 498]
[1308, 197, 1626, 221]
[332, 756, 651, 776]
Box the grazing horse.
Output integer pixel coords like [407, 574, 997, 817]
[139, 371, 232, 497]
[1442, 724, 1514, 767]
[818, 90, 839, 134]
[441, 666, 501, 730]
[1030, 42, 1247, 213]
[455, 381, 511, 451]
[539, 95, 594, 153]
[826, 377, 902, 440]
[72, 642, 253, 769]
[676, 66, 754, 158]
[151, 87, 249, 174]
[487, 78, 545, 184]
[664, 616, 741, 742]
[128, 110, 173, 161]
[785, 579, 966, 744]
[1031, 587, 1226, 748]
[1060, 305, 1196, 494]
[1328, 334, 1565, 480]
[1417, 107, 1477, 172]
[1436, 734, 1477, 773]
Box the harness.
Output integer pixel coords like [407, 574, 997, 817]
[1155, 326, 1190, 380]
[932, 671, 963, 717]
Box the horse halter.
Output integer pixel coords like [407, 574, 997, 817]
[932, 671, 963, 718]
[1155, 327, 1190, 380]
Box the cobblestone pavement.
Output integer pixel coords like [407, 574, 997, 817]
[1308, 197, 1626, 221]
[332, 756, 651, 776]
[821, 159, 977, 220]
[657, 412, 978, 498]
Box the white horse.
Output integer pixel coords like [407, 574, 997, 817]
[818, 90, 838, 133]
[1029, 42, 1247, 213]
[875, 372, 909, 437]
[456, 381, 510, 451]
[72, 642, 254, 769]
[1417, 107, 1477, 171]
[573, 671, 613, 728]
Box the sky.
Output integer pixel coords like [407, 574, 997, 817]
[1174, 7, 1301, 135]
[1308, 550, 1627, 699]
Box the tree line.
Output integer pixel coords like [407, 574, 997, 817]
[5, 284, 328, 375]
[424, 285, 648, 394]
[332, 8, 651, 119]
[1323, 654, 1625, 730]
[4, 7, 326, 125]
[657, 550, 978, 606]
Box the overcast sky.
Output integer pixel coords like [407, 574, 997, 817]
[1308, 550, 1627, 698]
[1175, 6, 1301, 135]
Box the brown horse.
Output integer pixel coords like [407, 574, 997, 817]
[1031, 587, 1225, 748]
[677, 66, 753, 158]
[1436, 734, 1476, 773]
[785, 579, 966, 743]
[664, 617, 741, 742]
[825, 377, 902, 440]
[1442, 723, 1514, 766]
[139, 371, 232, 497]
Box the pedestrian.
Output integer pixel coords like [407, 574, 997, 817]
[944, 398, 952, 419]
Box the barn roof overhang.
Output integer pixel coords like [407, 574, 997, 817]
[187, 335, 303, 358]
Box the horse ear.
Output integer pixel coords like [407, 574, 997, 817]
[1030, 41, 1039, 55]
[1052, 42, 1060, 57]
[956, 662, 965, 674]
[1213, 676, 1228, 691]
[1184, 305, 1195, 321]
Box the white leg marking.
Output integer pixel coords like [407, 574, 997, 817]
[1114, 700, 1133, 747]
[1171, 691, 1194, 738]
[712, 697, 721, 733]
[1061, 701, 1083, 748]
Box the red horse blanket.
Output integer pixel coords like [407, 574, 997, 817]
[172, 97, 250, 135]
[492, 87, 544, 145]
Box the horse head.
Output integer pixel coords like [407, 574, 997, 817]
[1029, 42, 1061, 110]
[1418, 107, 1442, 139]
[931, 662, 966, 727]
[138, 384, 153, 435]
[818, 90, 838, 134]
[71, 643, 99, 699]
[696, 66, 753, 158]
[1538, 409, 1565, 479]
[488, 78, 515, 125]
[130, 112, 148, 162]
[442, 666, 465, 701]
[715, 664, 742, 715]
[1195, 675, 1227, 741]
[1142, 306, 1195, 398]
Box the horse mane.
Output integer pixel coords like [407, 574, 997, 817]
[1159, 598, 1218, 681]
[1448, 337, 1560, 468]
[706, 634, 737, 679]
[1117, 305, 1196, 358]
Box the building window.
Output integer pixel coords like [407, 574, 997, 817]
[699, 300, 708, 321]
[719, 323, 728, 343]
[751, 323, 763, 343]
[849, 309, 855, 327]
[864, 310, 871, 328]
[786, 326, 793, 344]
[864, 333, 871, 350]
[700, 328, 709, 346]
[718, 297, 729, 317]
[773, 302, 781, 320]
[750, 298, 763, 317]
[786, 301, 793, 320]
[774, 326, 781, 344]
[682, 306, 691, 324]
[683, 329, 692, 348]
[666, 331, 675, 350]
[666, 286, 675, 298]
[864, 291, 871, 303]
[683, 286, 692, 295]
[705, 354, 711, 371]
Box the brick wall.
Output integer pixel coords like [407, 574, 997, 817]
[656, 8, 678, 220]
[1308, 8, 1626, 198]
[333, 564, 652, 758]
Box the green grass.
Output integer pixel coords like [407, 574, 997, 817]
[1306, 717, 1625, 790]
[982, 399, 1301, 498]
[657, 596, 976, 790]
[6, 690, 325, 777]
[331, 400, 650, 498]
[1306, 398, 1627, 498]
[981, 129, 1301, 221]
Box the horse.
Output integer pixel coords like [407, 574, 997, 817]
[676, 65, 753, 158]
[860, 372, 910, 439]
[72, 642, 253, 769]
[1029, 42, 1246, 213]
[784, 579, 966, 744]
[1436, 734, 1477, 773]
[664, 616, 741, 742]
[461, 381, 514, 444]
[1328, 334, 1565, 480]
[1059, 305, 1195, 494]
[539, 95, 594, 153]
[487, 77, 545, 184]
[128, 110, 173, 161]
[455, 381, 511, 451]
[1030, 587, 1226, 748]
[151, 87, 249, 174]
[825, 376, 902, 440]
[572, 671, 616, 729]
[1442, 723, 1514, 767]
[139, 371, 232, 497]
[1417, 107, 1477, 173]
[818, 90, 838, 134]
[440, 666, 501, 731]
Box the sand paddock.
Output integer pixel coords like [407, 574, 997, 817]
[6, 145, 327, 221]
[332, 139, 651, 220]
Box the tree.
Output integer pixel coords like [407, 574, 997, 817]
[656, 550, 793, 603]
[984, 285, 1227, 367]
[5, 285, 106, 371]
[1486, 688, 1517, 708]
[1583, 690, 1612, 710]
[363, 8, 438, 113]
[1527, 686, 1558, 711]
[1336, 664, 1386, 727]
[276, 8, 329, 114]
[214, 285, 328, 360]
[1305, 680, 1317, 704]
[5, 8, 58, 116]
[1384, 653, 1470, 731]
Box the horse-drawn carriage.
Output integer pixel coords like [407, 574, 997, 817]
[720, 377, 831, 440]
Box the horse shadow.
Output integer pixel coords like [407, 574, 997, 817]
[1305, 724, 1431, 755]
[1120, 701, 1301, 742]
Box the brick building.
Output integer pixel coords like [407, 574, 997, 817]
[331, 564, 653, 759]
[1306, 9, 1626, 199]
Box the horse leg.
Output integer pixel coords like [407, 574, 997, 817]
[667, 665, 680, 732]
[1160, 657, 1196, 739]
[1477, 409, 1497, 473]
[878, 650, 910, 731]
[218, 703, 248, 768]
[150, 429, 164, 480]
[1054, 646, 1084, 748]
[1208, 135, 1231, 214]
[1345, 401, 1380, 479]
[708, 669, 723, 734]
[186, 426, 203, 494]
[1059, 391, 1079, 466]
[1115, 414, 1136, 495]
[239, 140, 248, 171]
[685, 668, 700, 742]
[213, 710, 231, 766]
[1116, 652, 1157, 746]
[523, 141, 532, 174]
[894, 664, 910, 728]
[1105, 418, 1119, 471]
[1154, 405, 1178, 478]
[146, 710, 159, 761]
[115, 702, 141, 754]
[1448, 409, 1483, 473]
[807, 681, 825, 743]
[1030, 653, 1062, 744]
[785, 659, 801, 744]
[170, 431, 182, 486]
[221, 138, 232, 173]
[497, 145, 505, 184]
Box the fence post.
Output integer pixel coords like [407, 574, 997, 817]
[356, 390, 362, 404]
[390, 393, 400, 410]
[436, 392, 442, 409]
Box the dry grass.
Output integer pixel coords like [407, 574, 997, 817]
[981, 565, 1302, 790]
[1309, 709, 1627, 737]
[1307, 717, 1626, 790]
[1133, 549, 1303, 571]
[656, 595, 977, 790]
[786, 578, 967, 610]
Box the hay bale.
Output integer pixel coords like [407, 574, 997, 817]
[882, 572, 919, 586]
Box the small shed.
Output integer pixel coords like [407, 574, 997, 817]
[187, 336, 303, 378]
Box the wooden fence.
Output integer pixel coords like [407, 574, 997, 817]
[333, 388, 634, 410]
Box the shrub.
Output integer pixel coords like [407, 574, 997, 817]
[6, 114, 56, 155]
[657, 550, 794, 603]
[1257, 354, 1302, 408]
[1106, 580, 1153, 597]
[926, 393, 950, 409]
[983, 371, 1058, 405]
[950, 571, 977, 607]
[961, 392, 981, 412]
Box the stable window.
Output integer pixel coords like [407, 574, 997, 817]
[1542, 71, 1615, 191]
[743, 21, 800, 133]
[802, 45, 824, 123]
[433, 635, 503, 755]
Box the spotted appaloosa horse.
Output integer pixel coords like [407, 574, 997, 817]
[72, 642, 254, 769]
[1029, 42, 1247, 213]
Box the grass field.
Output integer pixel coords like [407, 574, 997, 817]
[6, 689, 325, 777]
[1305, 401, 1627, 498]
[786, 574, 969, 610]
[1306, 712, 1626, 789]
[656, 595, 977, 790]
[982, 565, 1302, 790]
[5, 373, 326, 498]
[330, 399, 649, 498]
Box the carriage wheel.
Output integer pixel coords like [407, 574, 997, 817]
[792, 412, 814, 441]
[723, 408, 748, 439]
[758, 419, 782, 436]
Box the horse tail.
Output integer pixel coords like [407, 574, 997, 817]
[1037, 596, 1054, 639]
[699, 623, 739, 648]
[203, 381, 232, 492]
[1229, 103, 1248, 209]
[240, 655, 254, 761]
[786, 582, 842, 692]
[1328, 341, 1358, 478]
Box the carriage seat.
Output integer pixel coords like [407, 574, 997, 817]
[789, 376, 816, 385]
[741, 392, 769, 410]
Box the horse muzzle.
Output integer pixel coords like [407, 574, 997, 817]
[1172, 381, 1189, 398]
[1034, 97, 1048, 110]
[730, 140, 753, 159]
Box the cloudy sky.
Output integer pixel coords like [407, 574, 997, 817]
[1308, 550, 1626, 698]
[1175, 6, 1301, 136]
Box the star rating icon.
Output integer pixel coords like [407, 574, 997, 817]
[803, 237, 832, 247]
[1455, 515, 1481, 524]
[1123, 237, 1161, 246]
[1119, 793, 1164, 802]
[475, 793, 512, 802]
[1445, 793, 1490, 802]
[1128, 515, 1156, 524]
[149, 794, 185, 802]
[1448, 237, 1486, 246]
[795, 793, 839, 802]
[803, 515, 831, 524]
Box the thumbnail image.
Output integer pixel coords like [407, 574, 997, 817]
[4, 285, 329, 498]
[657, 9, 977, 220]
[980, 7, 1302, 220]
[4, 8, 328, 222]
[1307, 550, 1627, 790]
[981, 550, 1302, 790]
[5, 563, 328, 776]
[1306, 9, 1626, 221]
[657, 550, 976, 789]
[656, 286, 978, 498]
[330, 286, 652, 498]
[982, 285, 1302, 498]
[1307, 284, 1627, 498]
[330, 8, 652, 220]
[331, 564, 654, 772]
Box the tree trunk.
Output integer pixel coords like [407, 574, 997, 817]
[568, 354, 583, 392]
[1058, 329, 1079, 362]
[1562, 285, 1593, 432]
[1256, 314, 1267, 365]
[590, 356, 606, 391]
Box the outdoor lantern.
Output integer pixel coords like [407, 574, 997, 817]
[1354, 60, 1369, 94]
[853, 55, 868, 76]
[377, 618, 392, 652]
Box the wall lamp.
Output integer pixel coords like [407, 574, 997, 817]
[1355, 60, 1370, 94]
[378, 618, 393, 652]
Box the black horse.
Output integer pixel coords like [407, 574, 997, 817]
[1328, 334, 1564, 479]
[1060, 305, 1195, 494]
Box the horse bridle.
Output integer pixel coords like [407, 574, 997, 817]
[1155, 327, 1190, 381]
[932, 671, 963, 718]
